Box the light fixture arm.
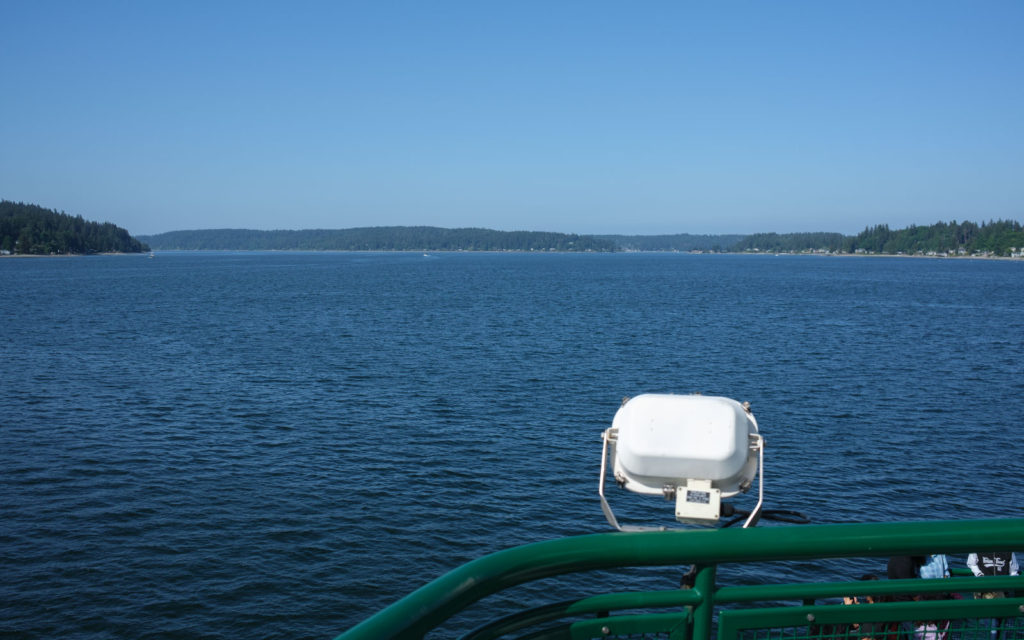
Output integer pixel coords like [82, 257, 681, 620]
[741, 434, 764, 529]
[599, 427, 663, 532]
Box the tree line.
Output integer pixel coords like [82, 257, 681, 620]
[733, 220, 1024, 256]
[843, 220, 1024, 255]
[138, 227, 618, 252]
[4, 199, 1021, 256]
[730, 232, 847, 253]
[0, 201, 149, 255]
[598, 233, 746, 252]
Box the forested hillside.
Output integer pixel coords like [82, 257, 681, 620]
[0, 201, 149, 255]
[842, 220, 1024, 255]
[731, 232, 847, 253]
[732, 221, 1024, 256]
[138, 227, 617, 252]
[598, 233, 745, 251]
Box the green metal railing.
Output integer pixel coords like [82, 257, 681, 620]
[334, 519, 1024, 640]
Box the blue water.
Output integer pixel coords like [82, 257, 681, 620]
[2, 252, 1022, 639]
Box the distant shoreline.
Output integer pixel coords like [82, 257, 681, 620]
[4, 249, 1021, 260]
[0, 252, 143, 258]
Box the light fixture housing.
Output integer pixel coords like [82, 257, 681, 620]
[599, 394, 763, 530]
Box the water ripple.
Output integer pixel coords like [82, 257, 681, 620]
[1, 253, 1022, 638]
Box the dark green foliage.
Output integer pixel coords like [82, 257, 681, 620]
[726, 221, 1024, 256]
[597, 233, 745, 251]
[0, 201, 149, 255]
[730, 232, 847, 253]
[843, 220, 1024, 255]
[138, 227, 618, 252]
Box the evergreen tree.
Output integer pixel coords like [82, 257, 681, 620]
[0, 200, 149, 254]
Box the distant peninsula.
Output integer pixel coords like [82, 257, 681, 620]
[137, 227, 616, 252]
[1, 201, 149, 255]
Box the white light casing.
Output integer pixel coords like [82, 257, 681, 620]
[613, 394, 757, 498]
[599, 394, 763, 529]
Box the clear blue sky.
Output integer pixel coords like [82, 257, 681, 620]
[2, 1, 1022, 236]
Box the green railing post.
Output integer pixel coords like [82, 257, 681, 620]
[691, 564, 716, 640]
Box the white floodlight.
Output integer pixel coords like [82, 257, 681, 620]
[599, 394, 764, 530]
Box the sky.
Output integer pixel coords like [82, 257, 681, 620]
[2, 1, 1022, 236]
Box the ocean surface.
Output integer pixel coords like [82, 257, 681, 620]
[2, 252, 1022, 639]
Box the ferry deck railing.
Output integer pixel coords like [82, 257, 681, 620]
[334, 518, 1024, 640]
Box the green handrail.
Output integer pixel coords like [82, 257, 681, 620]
[462, 591, 704, 640]
[717, 597, 1024, 639]
[334, 519, 1024, 640]
[715, 575, 1024, 603]
[459, 575, 1024, 640]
